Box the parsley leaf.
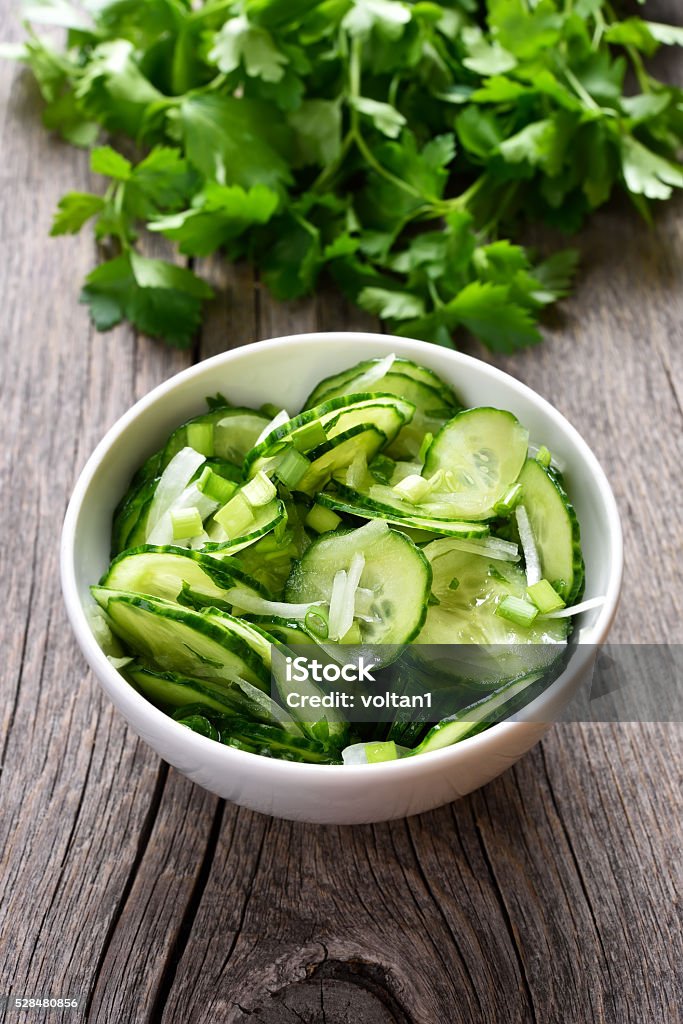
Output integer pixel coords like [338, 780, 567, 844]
[80, 253, 213, 347]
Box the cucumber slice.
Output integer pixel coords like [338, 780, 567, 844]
[244, 616, 316, 646]
[212, 716, 339, 764]
[102, 546, 271, 604]
[111, 475, 158, 556]
[92, 587, 272, 688]
[163, 407, 270, 467]
[304, 357, 461, 411]
[127, 663, 299, 732]
[315, 490, 489, 538]
[409, 669, 547, 755]
[244, 394, 414, 478]
[517, 459, 584, 603]
[203, 498, 286, 554]
[418, 541, 567, 648]
[306, 369, 456, 459]
[295, 425, 389, 496]
[423, 408, 529, 520]
[285, 521, 432, 645]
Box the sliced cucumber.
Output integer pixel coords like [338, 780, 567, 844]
[304, 356, 461, 411]
[244, 394, 414, 478]
[92, 587, 272, 688]
[244, 616, 316, 646]
[305, 368, 456, 459]
[285, 521, 432, 645]
[203, 498, 286, 554]
[295, 425, 390, 496]
[417, 540, 567, 650]
[517, 459, 584, 603]
[212, 716, 339, 764]
[127, 663, 299, 732]
[111, 475, 158, 555]
[315, 490, 489, 538]
[409, 669, 546, 755]
[162, 407, 270, 467]
[102, 546, 270, 604]
[423, 408, 529, 520]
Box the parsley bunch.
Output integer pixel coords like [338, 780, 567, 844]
[4, 0, 683, 350]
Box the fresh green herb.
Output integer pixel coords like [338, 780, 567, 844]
[7, 0, 682, 351]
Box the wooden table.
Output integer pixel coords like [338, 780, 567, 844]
[2, 3, 681, 1021]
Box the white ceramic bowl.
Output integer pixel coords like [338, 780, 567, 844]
[61, 332, 622, 823]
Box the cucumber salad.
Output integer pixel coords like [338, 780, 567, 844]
[92, 354, 599, 766]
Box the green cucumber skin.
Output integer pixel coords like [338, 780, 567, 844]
[101, 545, 272, 598]
[518, 459, 585, 604]
[285, 526, 432, 647]
[243, 393, 414, 477]
[92, 588, 274, 688]
[304, 357, 462, 411]
[315, 489, 490, 538]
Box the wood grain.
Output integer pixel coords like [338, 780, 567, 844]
[1, 1, 682, 1022]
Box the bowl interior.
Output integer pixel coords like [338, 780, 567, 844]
[63, 332, 622, 772]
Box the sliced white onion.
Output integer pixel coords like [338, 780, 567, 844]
[255, 408, 291, 446]
[146, 447, 206, 533]
[226, 589, 322, 619]
[515, 505, 541, 585]
[342, 743, 369, 765]
[345, 450, 368, 489]
[541, 596, 606, 619]
[428, 535, 520, 562]
[327, 569, 348, 640]
[352, 353, 396, 391]
[147, 482, 218, 545]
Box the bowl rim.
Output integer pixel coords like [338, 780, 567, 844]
[61, 331, 623, 778]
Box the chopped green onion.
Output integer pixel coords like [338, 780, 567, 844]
[418, 432, 433, 464]
[242, 470, 277, 508]
[274, 447, 310, 488]
[171, 506, 203, 540]
[393, 474, 431, 503]
[536, 445, 552, 468]
[304, 606, 329, 639]
[493, 483, 522, 516]
[366, 740, 399, 764]
[305, 504, 341, 534]
[214, 491, 255, 537]
[527, 579, 566, 614]
[186, 422, 214, 457]
[260, 402, 281, 419]
[448, 577, 460, 591]
[292, 420, 327, 453]
[197, 466, 238, 504]
[496, 595, 539, 627]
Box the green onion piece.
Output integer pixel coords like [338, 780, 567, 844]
[493, 482, 522, 516]
[527, 579, 566, 614]
[496, 595, 539, 627]
[366, 740, 399, 764]
[186, 422, 214, 457]
[171, 506, 203, 540]
[448, 577, 460, 591]
[305, 504, 341, 534]
[260, 402, 281, 419]
[418, 432, 433, 464]
[304, 606, 329, 639]
[214, 491, 255, 537]
[393, 474, 431, 504]
[197, 466, 238, 504]
[242, 470, 277, 508]
[275, 447, 310, 489]
[536, 445, 552, 468]
[292, 420, 327, 453]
